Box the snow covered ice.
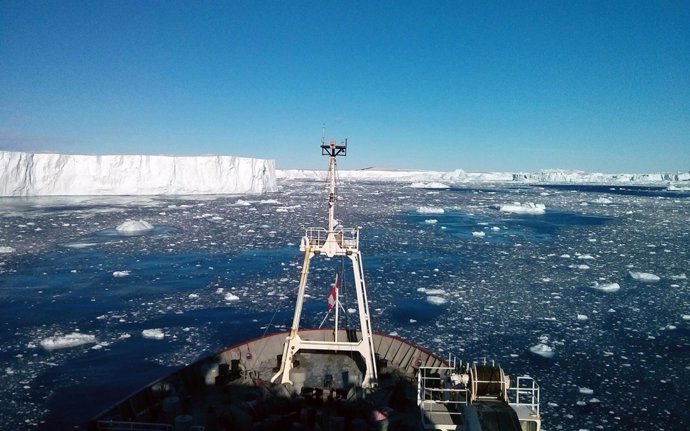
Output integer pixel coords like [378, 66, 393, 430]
[40, 333, 97, 350]
[116, 219, 153, 234]
[0, 151, 276, 196]
[497, 202, 546, 214]
[0, 175, 689, 430]
[629, 271, 661, 282]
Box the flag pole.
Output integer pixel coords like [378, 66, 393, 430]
[334, 273, 339, 343]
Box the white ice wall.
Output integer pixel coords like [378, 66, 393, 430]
[0, 151, 276, 196]
[277, 168, 689, 185]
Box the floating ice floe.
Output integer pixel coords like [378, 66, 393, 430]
[426, 296, 447, 305]
[424, 219, 438, 224]
[112, 271, 130, 277]
[629, 271, 661, 282]
[591, 282, 620, 292]
[224, 292, 240, 301]
[577, 314, 589, 321]
[116, 219, 154, 234]
[0, 246, 15, 253]
[410, 182, 450, 189]
[529, 343, 554, 358]
[669, 273, 687, 280]
[579, 387, 594, 395]
[65, 242, 98, 249]
[498, 202, 546, 215]
[472, 231, 486, 237]
[40, 332, 97, 350]
[142, 329, 165, 340]
[417, 288, 446, 295]
[416, 206, 444, 214]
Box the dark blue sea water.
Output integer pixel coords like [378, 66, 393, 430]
[0, 183, 688, 430]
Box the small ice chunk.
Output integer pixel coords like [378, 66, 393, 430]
[0, 246, 16, 253]
[40, 332, 97, 350]
[409, 319, 417, 323]
[116, 219, 153, 234]
[410, 182, 450, 189]
[427, 296, 447, 305]
[188, 293, 199, 299]
[579, 387, 594, 395]
[417, 206, 444, 214]
[681, 315, 690, 321]
[112, 271, 130, 277]
[498, 202, 546, 215]
[472, 231, 486, 237]
[529, 343, 554, 358]
[424, 219, 438, 224]
[347, 308, 356, 314]
[629, 271, 660, 282]
[224, 292, 240, 301]
[142, 329, 165, 339]
[591, 282, 620, 292]
[577, 314, 589, 321]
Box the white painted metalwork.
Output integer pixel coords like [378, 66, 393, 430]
[272, 137, 378, 388]
[416, 359, 541, 431]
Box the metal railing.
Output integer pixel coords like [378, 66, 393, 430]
[417, 362, 469, 430]
[96, 421, 204, 431]
[507, 376, 540, 415]
[304, 227, 359, 250]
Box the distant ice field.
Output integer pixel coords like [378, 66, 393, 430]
[0, 183, 689, 430]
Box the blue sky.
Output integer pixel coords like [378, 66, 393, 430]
[1, 1, 688, 172]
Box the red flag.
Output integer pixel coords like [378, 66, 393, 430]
[328, 273, 339, 312]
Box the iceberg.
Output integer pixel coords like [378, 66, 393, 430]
[629, 271, 661, 282]
[529, 343, 554, 358]
[410, 182, 450, 189]
[40, 332, 97, 350]
[116, 219, 154, 234]
[591, 282, 620, 292]
[278, 167, 690, 185]
[416, 206, 444, 214]
[142, 329, 165, 340]
[0, 151, 276, 196]
[498, 202, 546, 215]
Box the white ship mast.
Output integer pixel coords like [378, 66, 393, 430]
[271, 137, 378, 388]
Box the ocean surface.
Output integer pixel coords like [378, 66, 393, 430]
[1, 181, 689, 430]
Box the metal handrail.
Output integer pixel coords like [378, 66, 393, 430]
[305, 227, 359, 249]
[417, 365, 470, 430]
[96, 421, 173, 431]
[507, 376, 540, 415]
[96, 422, 204, 431]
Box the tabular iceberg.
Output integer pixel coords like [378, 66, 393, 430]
[278, 167, 690, 185]
[0, 151, 276, 196]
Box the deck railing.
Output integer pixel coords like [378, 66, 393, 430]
[96, 421, 204, 431]
[417, 362, 468, 431]
[304, 227, 359, 250]
[507, 376, 540, 415]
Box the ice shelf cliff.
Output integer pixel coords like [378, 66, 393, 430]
[277, 168, 690, 185]
[0, 151, 276, 196]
